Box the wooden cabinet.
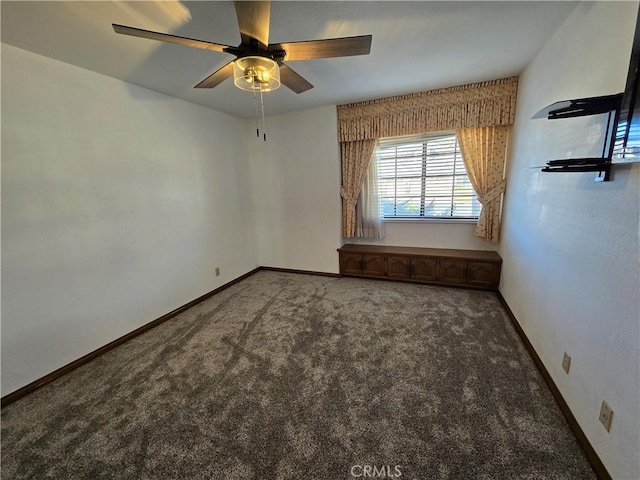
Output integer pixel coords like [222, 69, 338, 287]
[439, 259, 466, 285]
[337, 244, 501, 290]
[338, 252, 388, 277]
[387, 256, 411, 279]
[467, 261, 500, 287]
[362, 254, 385, 276]
[339, 252, 363, 275]
[411, 257, 438, 282]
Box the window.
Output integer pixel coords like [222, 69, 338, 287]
[376, 133, 481, 219]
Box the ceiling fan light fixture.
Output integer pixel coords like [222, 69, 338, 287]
[233, 56, 281, 92]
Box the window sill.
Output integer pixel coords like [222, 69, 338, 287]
[383, 217, 478, 225]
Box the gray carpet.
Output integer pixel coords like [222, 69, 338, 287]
[2, 271, 595, 479]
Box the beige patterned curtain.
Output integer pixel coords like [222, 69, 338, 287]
[356, 144, 384, 238]
[337, 76, 518, 238]
[340, 139, 377, 237]
[456, 126, 510, 242]
[337, 77, 518, 142]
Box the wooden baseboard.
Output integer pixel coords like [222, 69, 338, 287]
[1, 267, 261, 408]
[495, 290, 611, 480]
[258, 266, 341, 278]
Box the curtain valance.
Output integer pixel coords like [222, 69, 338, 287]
[337, 76, 518, 142]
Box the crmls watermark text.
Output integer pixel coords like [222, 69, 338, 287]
[350, 465, 402, 478]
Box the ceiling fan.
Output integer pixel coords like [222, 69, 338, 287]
[112, 1, 373, 95]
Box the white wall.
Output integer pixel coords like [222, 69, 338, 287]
[249, 106, 496, 276]
[1, 44, 259, 396]
[248, 106, 343, 273]
[499, 2, 640, 479]
[348, 220, 497, 251]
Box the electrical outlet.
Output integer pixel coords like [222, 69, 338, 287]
[599, 400, 614, 432]
[562, 352, 571, 374]
[215, 267, 220, 277]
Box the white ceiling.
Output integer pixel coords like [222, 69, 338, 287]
[1, 1, 578, 118]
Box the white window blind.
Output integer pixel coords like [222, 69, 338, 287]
[376, 132, 481, 219]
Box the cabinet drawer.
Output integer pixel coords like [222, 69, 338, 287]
[467, 261, 500, 287]
[340, 253, 363, 275]
[387, 256, 411, 279]
[439, 259, 466, 284]
[362, 254, 384, 276]
[411, 257, 438, 281]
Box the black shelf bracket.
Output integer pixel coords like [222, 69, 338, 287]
[533, 93, 623, 182]
[532, 93, 623, 120]
[540, 159, 611, 182]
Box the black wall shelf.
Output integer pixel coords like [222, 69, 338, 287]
[532, 94, 623, 182]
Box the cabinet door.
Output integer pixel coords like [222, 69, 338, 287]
[387, 256, 410, 279]
[340, 253, 363, 275]
[411, 257, 438, 281]
[439, 259, 466, 285]
[362, 254, 385, 276]
[467, 262, 500, 287]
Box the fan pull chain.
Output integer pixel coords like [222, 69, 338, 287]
[252, 82, 260, 138]
[259, 87, 267, 141]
